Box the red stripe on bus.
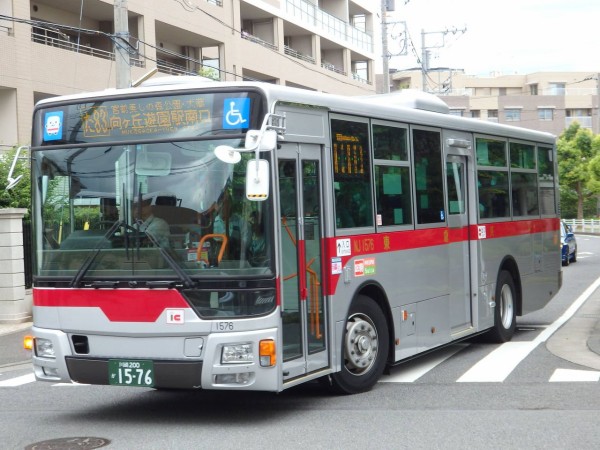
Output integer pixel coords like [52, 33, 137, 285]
[33, 288, 189, 322]
[323, 218, 559, 295]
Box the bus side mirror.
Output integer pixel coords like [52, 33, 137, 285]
[246, 159, 269, 201]
[245, 129, 278, 152]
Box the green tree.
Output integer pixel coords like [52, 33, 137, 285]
[0, 147, 31, 218]
[557, 123, 599, 219]
[198, 65, 219, 81]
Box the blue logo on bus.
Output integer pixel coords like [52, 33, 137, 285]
[222, 98, 250, 129]
[43, 111, 64, 141]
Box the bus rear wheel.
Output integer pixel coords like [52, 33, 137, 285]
[486, 270, 517, 343]
[329, 295, 389, 395]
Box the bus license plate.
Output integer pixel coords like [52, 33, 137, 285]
[108, 359, 154, 387]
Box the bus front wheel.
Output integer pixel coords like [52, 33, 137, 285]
[330, 295, 389, 394]
[486, 270, 517, 343]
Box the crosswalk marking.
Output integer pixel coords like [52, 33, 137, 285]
[1, 364, 600, 387]
[0, 373, 35, 387]
[549, 368, 600, 382]
[382, 344, 468, 383]
[457, 341, 538, 382]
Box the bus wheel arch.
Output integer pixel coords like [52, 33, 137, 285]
[329, 287, 391, 394]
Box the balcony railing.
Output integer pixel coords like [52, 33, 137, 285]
[241, 31, 278, 51]
[321, 61, 345, 76]
[284, 45, 315, 64]
[352, 72, 371, 85]
[285, 0, 373, 53]
[156, 59, 197, 76]
[31, 30, 144, 67]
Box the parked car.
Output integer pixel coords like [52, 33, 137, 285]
[560, 221, 577, 266]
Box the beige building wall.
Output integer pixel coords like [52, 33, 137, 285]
[388, 68, 600, 136]
[0, 0, 377, 150]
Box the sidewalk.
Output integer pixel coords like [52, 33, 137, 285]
[0, 321, 32, 337]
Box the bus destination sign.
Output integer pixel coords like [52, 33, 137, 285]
[37, 92, 259, 145]
[77, 96, 211, 139]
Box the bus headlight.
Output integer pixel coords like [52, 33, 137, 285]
[35, 338, 56, 359]
[221, 343, 253, 364]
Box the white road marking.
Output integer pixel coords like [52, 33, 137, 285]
[382, 344, 468, 383]
[457, 273, 600, 382]
[0, 373, 36, 387]
[549, 368, 600, 382]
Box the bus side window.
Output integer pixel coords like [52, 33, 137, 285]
[330, 117, 374, 229]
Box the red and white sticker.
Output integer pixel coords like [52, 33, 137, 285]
[166, 309, 185, 324]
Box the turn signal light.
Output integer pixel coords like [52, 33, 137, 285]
[259, 339, 276, 367]
[23, 335, 33, 351]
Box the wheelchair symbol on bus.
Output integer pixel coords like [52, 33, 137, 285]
[223, 98, 250, 129]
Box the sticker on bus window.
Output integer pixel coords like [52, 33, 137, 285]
[222, 98, 250, 129]
[43, 111, 63, 141]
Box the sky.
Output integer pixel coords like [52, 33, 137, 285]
[383, 0, 600, 76]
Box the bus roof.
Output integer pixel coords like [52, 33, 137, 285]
[35, 76, 556, 144]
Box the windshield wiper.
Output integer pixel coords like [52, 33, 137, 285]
[69, 220, 127, 288]
[144, 229, 194, 289]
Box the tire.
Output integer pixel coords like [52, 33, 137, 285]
[329, 295, 389, 394]
[563, 254, 570, 266]
[571, 249, 577, 263]
[486, 270, 517, 343]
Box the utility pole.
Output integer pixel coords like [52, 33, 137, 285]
[381, 1, 408, 93]
[114, 0, 131, 88]
[381, 0, 391, 93]
[597, 73, 600, 134]
[420, 27, 466, 93]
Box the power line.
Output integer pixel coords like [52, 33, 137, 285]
[0, 11, 374, 92]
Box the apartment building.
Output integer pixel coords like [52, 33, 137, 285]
[388, 69, 600, 136]
[0, 0, 377, 149]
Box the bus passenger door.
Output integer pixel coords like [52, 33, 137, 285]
[446, 152, 473, 334]
[278, 144, 329, 381]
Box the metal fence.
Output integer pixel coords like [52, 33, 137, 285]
[563, 219, 600, 234]
[22, 220, 32, 289]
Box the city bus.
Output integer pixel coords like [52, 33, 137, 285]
[24, 77, 561, 394]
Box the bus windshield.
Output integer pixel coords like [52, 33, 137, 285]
[32, 139, 273, 282]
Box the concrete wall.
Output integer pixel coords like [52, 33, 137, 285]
[0, 209, 31, 324]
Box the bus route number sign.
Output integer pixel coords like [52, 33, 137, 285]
[108, 359, 154, 387]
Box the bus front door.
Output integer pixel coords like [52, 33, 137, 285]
[278, 143, 329, 382]
[446, 152, 473, 334]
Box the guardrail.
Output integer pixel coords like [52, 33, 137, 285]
[563, 219, 600, 234]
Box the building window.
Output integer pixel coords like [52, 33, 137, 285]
[499, 88, 507, 96]
[449, 109, 464, 117]
[566, 109, 593, 128]
[470, 110, 480, 119]
[538, 108, 553, 121]
[487, 110, 498, 122]
[504, 109, 521, 122]
[530, 84, 538, 96]
[548, 82, 566, 95]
